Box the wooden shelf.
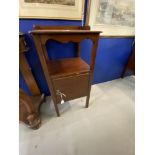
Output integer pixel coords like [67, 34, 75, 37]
[47, 57, 90, 79]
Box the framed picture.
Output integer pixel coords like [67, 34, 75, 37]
[19, 0, 84, 20]
[88, 0, 135, 36]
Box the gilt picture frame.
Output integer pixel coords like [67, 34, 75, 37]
[19, 0, 84, 20]
[88, 0, 135, 36]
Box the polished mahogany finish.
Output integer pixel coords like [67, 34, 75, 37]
[19, 88, 44, 129]
[30, 27, 101, 117]
[47, 57, 90, 78]
[19, 33, 45, 129]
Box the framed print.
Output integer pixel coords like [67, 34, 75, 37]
[88, 0, 135, 36]
[19, 0, 84, 20]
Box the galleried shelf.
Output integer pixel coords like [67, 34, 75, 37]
[30, 26, 101, 117]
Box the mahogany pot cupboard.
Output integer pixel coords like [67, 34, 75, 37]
[30, 26, 101, 116]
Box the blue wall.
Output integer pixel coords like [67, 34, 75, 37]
[19, 2, 134, 96]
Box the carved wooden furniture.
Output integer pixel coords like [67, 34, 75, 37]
[19, 32, 45, 129]
[30, 27, 101, 117]
[19, 88, 44, 129]
[121, 43, 135, 78]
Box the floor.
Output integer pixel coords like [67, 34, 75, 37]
[19, 76, 135, 155]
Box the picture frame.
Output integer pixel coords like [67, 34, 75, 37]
[87, 0, 135, 36]
[19, 0, 84, 20]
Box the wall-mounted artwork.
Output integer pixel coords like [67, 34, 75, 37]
[19, 0, 84, 20]
[88, 0, 135, 36]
